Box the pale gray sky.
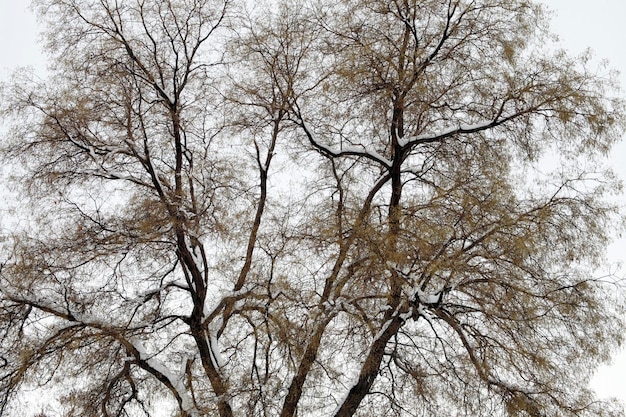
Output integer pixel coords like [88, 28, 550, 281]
[545, 0, 626, 404]
[0, 2, 41, 78]
[1, 0, 626, 410]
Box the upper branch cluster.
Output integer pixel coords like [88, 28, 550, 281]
[0, 1, 624, 416]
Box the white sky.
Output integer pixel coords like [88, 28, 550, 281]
[545, 0, 626, 405]
[1, 0, 626, 411]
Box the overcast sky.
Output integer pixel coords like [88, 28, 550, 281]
[1, 0, 626, 409]
[537, 0, 626, 404]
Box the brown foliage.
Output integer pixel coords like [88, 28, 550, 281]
[1, 0, 625, 416]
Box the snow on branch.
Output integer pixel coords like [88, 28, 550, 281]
[293, 109, 392, 168]
[398, 120, 502, 148]
[398, 102, 542, 148]
[129, 337, 198, 415]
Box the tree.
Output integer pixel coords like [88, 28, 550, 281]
[0, 0, 625, 416]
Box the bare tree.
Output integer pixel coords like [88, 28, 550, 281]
[1, 0, 625, 416]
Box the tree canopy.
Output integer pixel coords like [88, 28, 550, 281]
[1, 0, 625, 416]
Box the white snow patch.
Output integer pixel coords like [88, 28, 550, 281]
[414, 288, 443, 305]
[208, 333, 225, 370]
[398, 120, 496, 147]
[130, 337, 196, 414]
